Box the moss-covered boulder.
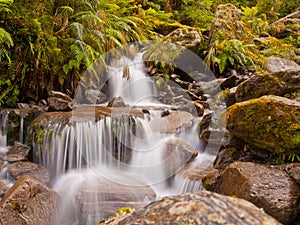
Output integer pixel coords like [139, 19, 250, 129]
[235, 69, 300, 102]
[226, 95, 300, 154]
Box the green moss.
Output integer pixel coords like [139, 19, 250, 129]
[226, 96, 300, 154]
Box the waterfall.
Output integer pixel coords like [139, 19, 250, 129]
[0, 110, 8, 146]
[108, 52, 156, 105]
[29, 48, 223, 225]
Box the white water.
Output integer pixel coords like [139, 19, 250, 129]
[30, 51, 221, 225]
[108, 52, 157, 105]
[0, 110, 8, 147]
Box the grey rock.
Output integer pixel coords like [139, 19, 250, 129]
[267, 56, 300, 73]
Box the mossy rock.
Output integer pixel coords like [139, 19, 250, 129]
[235, 69, 300, 102]
[226, 95, 300, 154]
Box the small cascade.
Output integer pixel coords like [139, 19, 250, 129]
[33, 115, 139, 181]
[29, 47, 225, 224]
[108, 52, 156, 105]
[0, 110, 8, 146]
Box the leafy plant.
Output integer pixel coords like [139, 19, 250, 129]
[241, 6, 269, 35]
[205, 39, 255, 74]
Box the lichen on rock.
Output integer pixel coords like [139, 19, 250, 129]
[226, 95, 300, 154]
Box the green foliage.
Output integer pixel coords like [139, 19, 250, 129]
[256, 0, 299, 21]
[0, 0, 153, 106]
[205, 39, 255, 73]
[0, 0, 13, 13]
[98, 207, 135, 224]
[173, 0, 214, 30]
[241, 6, 269, 35]
[260, 36, 296, 59]
[274, 153, 300, 164]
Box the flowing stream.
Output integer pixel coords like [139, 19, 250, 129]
[0, 49, 224, 225]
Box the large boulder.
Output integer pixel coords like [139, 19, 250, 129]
[235, 69, 300, 102]
[101, 190, 281, 225]
[0, 175, 59, 225]
[226, 95, 300, 154]
[267, 57, 300, 73]
[205, 162, 299, 224]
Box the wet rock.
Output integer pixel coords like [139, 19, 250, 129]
[211, 162, 299, 224]
[151, 111, 193, 133]
[234, 69, 300, 102]
[220, 75, 238, 89]
[76, 179, 156, 224]
[198, 79, 225, 96]
[32, 106, 144, 127]
[5, 142, 31, 162]
[0, 175, 58, 225]
[163, 138, 198, 178]
[177, 164, 218, 193]
[102, 190, 281, 225]
[267, 56, 300, 73]
[107, 97, 126, 107]
[85, 89, 107, 104]
[165, 28, 202, 52]
[191, 101, 204, 116]
[226, 95, 300, 154]
[270, 11, 300, 39]
[7, 161, 50, 185]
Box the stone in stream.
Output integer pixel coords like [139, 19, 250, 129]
[203, 161, 299, 224]
[151, 110, 193, 133]
[7, 161, 50, 185]
[0, 175, 59, 225]
[76, 179, 156, 224]
[226, 95, 300, 154]
[101, 190, 281, 225]
[5, 141, 31, 162]
[163, 138, 198, 180]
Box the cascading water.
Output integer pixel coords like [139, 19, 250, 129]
[108, 52, 157, 105]
[30, 46, 224, 225]
[0, 110, 8, 147]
